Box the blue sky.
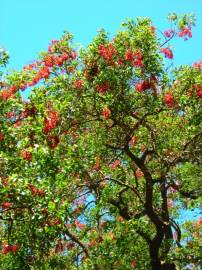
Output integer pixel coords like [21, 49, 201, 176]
[1, 0, 202, 70]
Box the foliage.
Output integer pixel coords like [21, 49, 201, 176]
[0, 15, 201, 270]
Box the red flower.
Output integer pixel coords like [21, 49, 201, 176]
[96, 82, 109, 94]
[0, 89, 12, 101]
[135, 81, 150, 92]
[47, 135, 60, 148]
[1, 202, 13, 209]
[93, 156, 101, 171]
[194, 84, 202, 99]
[43, 110, 59, 134]
[102, 107, 111, 119]
[61, 52, 69, 61]
[110, 159, 120, 169]
[196, 90, 202, 98]
[125, 49, 135, 61]
[28, 184, 45, 196]
[178, 27, 192, 40]
[198, 217, 202, 225]
[13, 120, 22, 128]
[150, 26, 156, 35]
[74, 79, 84, 90]
[193, 60, 202, 70]
[75, 220, 85, 230]
[129, 136, 138, 146]
[164, 92, 175, 107]
[0, 133, 4, 141]
[2, 242, 20, 255]
[160, 48, 173, 59]
[69, 51, 78, 60]
[135, 169, 144, 179]
[9, 85, 18, 94]
[44, 55, 55, 67]
[20, 150, 32, 161]
[98, 43, 116, 61]
[131, 260, 137, 268]
[164, 29, 174, 38]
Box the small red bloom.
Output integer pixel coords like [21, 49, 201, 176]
[131, 260, 137, 268]
[150, 26, 156, 35]
[0, 133, 4, 141]
[98, 43, 116, 61]
[28, 184, 45, 196]
[2, 242, 20, 255]
[178, 27, 192, 40]
[129, 136, 138, 146]
[125, 49, 135, 61]
[198, 217, 202, 225]
[135, 81, 150, 92]
[0, 89, 12, 101]
[47, 135, 60, 148]
[164, 92, 175, 107]
[135, 169, 144, 179]
[193, 60, 202, 70]
[1, 202, 13, 209]
[9, 85, 18, 94]
[69, 51, 78, 60]
[74, 79, 84, 90]
[102, 107, 111, 119]
[160, 48, 173, 59]
[96, 82, 109, 94]
[196, 90, 202, 98]
[44, 55, 55, 67]
[164, 29, 174, 38]
[75, 220, 85, 230]
[43, 110, 59, 134]
[20, 150, 32, 161]
[110, 159, 120, 169]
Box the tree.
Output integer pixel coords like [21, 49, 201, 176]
[0, 14, 201, 270]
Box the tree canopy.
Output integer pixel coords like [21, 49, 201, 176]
[0, 14, 202, 270]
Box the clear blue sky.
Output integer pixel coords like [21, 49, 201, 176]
[1, 0, 202, 70]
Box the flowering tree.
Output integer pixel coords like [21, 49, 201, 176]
[0, 14, 201, 270]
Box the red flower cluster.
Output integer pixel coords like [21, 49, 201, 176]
[28, 184, 45, 196]
[43, 110, 59, 134]
[44, 53, 69, 67]
[135, 169, 144, 179]
[129, 136, 138, 147]
[135, 81, 151, 92]
[20, 150, 32, 161]
[124, 49, 135, 61]
[2, 242, 20, 255]
[0, 132, 4, 141]
[178, 27, 192, 40]
[75, 220, 85, 230]
[164, 29, 174, 38]
[29, 66, 50, 87]
[1, 202, 13, 209]
[125, 50, 143, 67]
[193, 60, 202, 70]
[98, 43, 116, 61]
[160, 48, 173, 59]
[0, 89, 13, 101]
[73, 79, 84, 90]
[193, 85, 202, 98]
[20, 105, 37, 119]
[110, 159, 120, 169]
[6, 111, 15, 119]
[96, 82, 110, 94]
[102, 107, 111, 119]
[47, 135, 60, 148]
[164, 92, 175, 107]
[131, 260, 137, 268]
